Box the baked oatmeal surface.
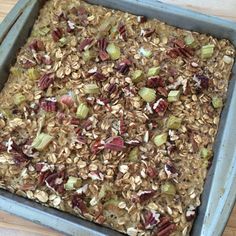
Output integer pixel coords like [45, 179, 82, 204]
[0, 0, 235, 235]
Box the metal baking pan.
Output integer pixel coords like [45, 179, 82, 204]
[0, 0, 236, 235]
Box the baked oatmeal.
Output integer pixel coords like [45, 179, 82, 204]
[0, 0, 235, 235]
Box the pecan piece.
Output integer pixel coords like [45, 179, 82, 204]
[10, 142, 31, 166]
[153, 98, 168, 116]
[185, 205, 196, 221]
[164, 162, 178, 178]
[13, 152, 30, 165]
[29, 39, 45, 52]
[38, 170, 52, 185]
[116, 59, 132, 74]
[137, 190, 156, 203]
[118, 23, 127, 41]
[107, 83, 117, 94]
[79, 38, 93, 51]
[157, 87, 168, 97]
[67, 20, 76, 33]
[40, 97, 57, 112]
[91, 140, 105, 154]
[45, 171, 66, 193]
[60, 95, 74, 107]
[154, 217, 176, 236]
[137, 16, 147, 23]
[104, 136, 125, 151]
[141, 210, 160, 229]
[42, 55, 53, 65]
[167, 39, 193, 59]
[97, 38, 108, 51]
[72, 194, 88, 214]
[52, 27, 63, 42]
[97, 38, 109, 61]
[20, 57, 36, 68]
[141, 28, 155, 37]
[146, 76, 164, 88]
[146, 166, 158, 178]
[38, 73, 54, 90]
[194, 74, 209, 90]
[99, 51, 110, 61]
[119, 116, 126, 135]
[93, 72, 107, 81]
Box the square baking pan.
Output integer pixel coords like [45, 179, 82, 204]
[0, 0, 236, 235]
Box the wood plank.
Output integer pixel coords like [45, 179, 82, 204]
[0, 0, 235, 235]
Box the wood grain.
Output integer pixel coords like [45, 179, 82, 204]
[0, 0, 235, 235]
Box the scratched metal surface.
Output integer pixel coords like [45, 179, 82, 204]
[0, 1, 235, 236]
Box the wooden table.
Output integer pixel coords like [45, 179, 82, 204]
[0, 0, 235, 235]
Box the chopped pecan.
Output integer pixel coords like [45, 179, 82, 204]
[167, 144, 177, 155]
[52, 27, 63, 42]
[10, 142, 31, 166]
[137, 16, 147, 23]
[164, 162, 178, 178]
[153, 98, 168, 116]
[185, 205, 196, 221]
[29, 39, 45, 52]
[67, 20, 76, 33]
[93, 72, 107, 81]
[13, 152, 31, 165]
[167, 39, 193, 59]
[77, 135, 87, 144]
[35, 163, 45, 172]
[119, 116, 126, 135]
[0, 143, 7, 151]
[45, 171, 66, 193]
[79, 38, 93, 51]
[20, 183, 36, 191]
[104, 136, 125, 151]
[72, 194, 88, 214]
[125, 139, 141, 146]
[154, 216, 176, 236]
[40, 97, 57, 112]
[70, 117, 80, 126]
[146, 76, 164, 88]
[138, 190, 156, 203]
[38, 73, 54, 90]
[42, 55, 53, 65]
[20, 57, 36, 68]
[107, 83, 117, 94]
[95, 215, 105, 224]
[38, 170, 52, 185]
[97, 38, 108, 51]
[99, 51, 110, 61]
[146, 166, 158, 178]
[141, 210, 160, 229]
[96, 97, 110, 106]
[97, 38, 109, 61]
[140, 28, 155, 37]
[60, 95, 74, 107]
[194, 74, 209, 90]
[91, 140, 105, 154]
[88, 171, 104, 181]
[157, 87, 168, 97]
[118, 23, 127, 41]
[116, 59, 132, 74]
[81, 119, 93, 130]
